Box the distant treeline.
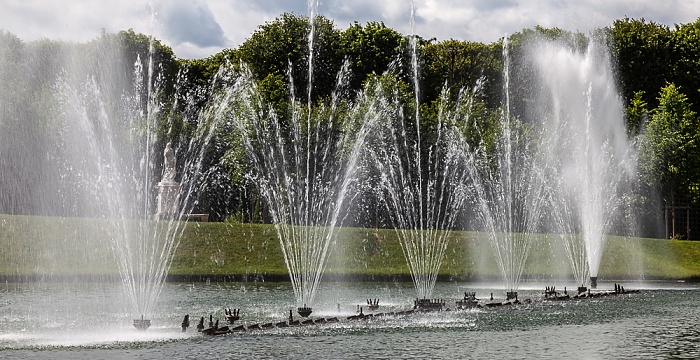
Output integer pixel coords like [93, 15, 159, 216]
[1, 15, 699, 239]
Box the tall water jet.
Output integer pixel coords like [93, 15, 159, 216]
[220, 0, 381, 315]
[224, 60, 371, 313]
[53, 42, 221, 326]
[455, 37, 549, 293]
[363, 77, 469, 299]
[528, 36, 635, 288]
[359, 1, 470, 300]
[221, 0, 390, 311]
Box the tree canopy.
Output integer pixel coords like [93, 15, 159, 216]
[2, 13, 700, 238]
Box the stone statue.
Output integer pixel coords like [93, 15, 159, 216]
[155, 142, 180, 220]
[162, 142, 176, 182]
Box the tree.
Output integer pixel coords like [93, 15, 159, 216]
[611, 18, 672, 110]
[639, 83, 700, 209]
[626, 90, 649, 136]
[670, 19, 700, 115]
[237, 13, 342, 104]
[422, 39, 501, 106]
[340, 21, 406, 92]
[0, 33, 69, 216]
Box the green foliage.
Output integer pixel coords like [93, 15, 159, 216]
[176, 49, 239, 108]
[237, 13, 342, 102]
[0, 32, 28, 130]
[626, 90, 648, 136]
[0, 33, 72, 215]
[180, 49, 238, 82]
[422, 39, 502, 106]
[90, 29, 180, 102]
[611, 18, 673, 110]
[340, 21, 407, 91]
[6, 14, 700, 239]
[639, 83, 700, 197]
[670, 19, 700, 114]
[258, 73, 291, 119]
[451, 88, 502, 155]
[509, 25, 589, 54]
[362, 73, 418, 152]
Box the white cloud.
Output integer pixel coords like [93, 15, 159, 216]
[1, 0, 152, 42]
[160, 1, 228, 47]
[1, 0, 697, 59]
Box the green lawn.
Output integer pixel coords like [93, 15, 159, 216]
[1, 214, 699, 281]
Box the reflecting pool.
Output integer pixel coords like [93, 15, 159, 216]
[0, 281, 697, 359]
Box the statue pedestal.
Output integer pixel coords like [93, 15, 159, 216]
[155, 180, 180, 220]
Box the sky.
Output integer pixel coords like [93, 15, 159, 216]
[1, 0, 698, 59]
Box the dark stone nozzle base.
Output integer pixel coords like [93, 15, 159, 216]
[133, 315, 151, 331]
[297, 305, 313, 318]
[413, 298, 446, 311]
[455, 292, 479, 309]
[192, 285, 642, 336]
[366, 298, 380, 310]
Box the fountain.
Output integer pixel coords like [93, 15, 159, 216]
[527, 35, 636, 289]
[453, 37, 549, 296]
[455, 292, 479, 310]
[359, 1, 470, 302]
[133, 315, 151, 331]
[221, 0, 377, 316]
[451, 33, 636, 294]
[48, 36, 222, 328]
[361, 79, 469, 301]
[223, 57, 376, 315]
[0, 1, 649, 349]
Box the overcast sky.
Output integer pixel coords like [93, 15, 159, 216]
[2, 0, 698, 59]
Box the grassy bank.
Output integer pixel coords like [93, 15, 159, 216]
[1, 214, 699, 281]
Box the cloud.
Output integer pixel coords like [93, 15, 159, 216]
[202, 0, 298, 51]
[159, 0, 229, 48]
[319, 0, 412, 33]
[169, 0, 700, 58]
[1, 0, 698, 59]
[249, 0, 306, 15]
[0, 0, 151, 43]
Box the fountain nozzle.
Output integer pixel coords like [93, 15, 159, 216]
[133, 315, 151, 331]
[590, 276, 598, 289]
[297, 305, 313, 318]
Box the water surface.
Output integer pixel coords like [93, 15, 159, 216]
[0, 281, 697, 359]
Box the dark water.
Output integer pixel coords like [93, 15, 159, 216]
[0, 281, 698, 359]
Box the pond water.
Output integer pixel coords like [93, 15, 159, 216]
[0, 281, 697, 359]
